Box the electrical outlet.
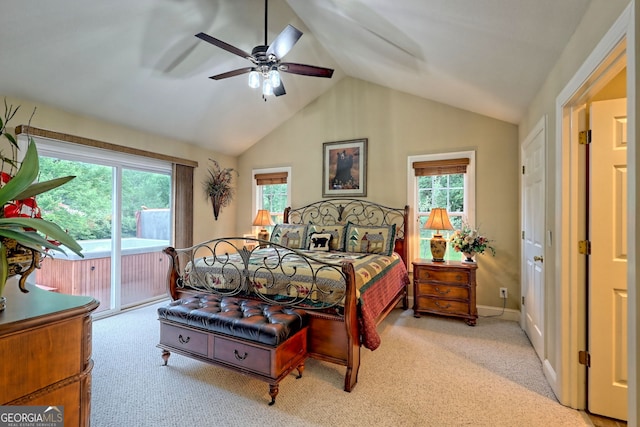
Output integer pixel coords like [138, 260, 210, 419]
[500, 288, 508, 299]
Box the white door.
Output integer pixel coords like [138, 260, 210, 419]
[521, 119, 546, 360]
[588, 98, 627, 420]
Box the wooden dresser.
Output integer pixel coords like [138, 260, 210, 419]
[412, 259, 478, 326]
[0, 280, 99, 427]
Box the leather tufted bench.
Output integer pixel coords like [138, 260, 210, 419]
[157, 294, 308, 405]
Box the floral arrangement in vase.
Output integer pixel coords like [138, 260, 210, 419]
[450, 223, 495, 262]
[0, 101, 83, 298]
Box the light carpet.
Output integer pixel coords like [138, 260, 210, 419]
[90, 301, 590, 427]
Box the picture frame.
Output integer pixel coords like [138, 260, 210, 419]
[322, 138, 367, 197]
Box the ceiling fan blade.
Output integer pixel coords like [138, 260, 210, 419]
[209, 67, 254, 80]
[266, 25, 303, 59]
[274, 81, 286, 97]
[195, 32, 253, 60]
[279, 63, 334, 78]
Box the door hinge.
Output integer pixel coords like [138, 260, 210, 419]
[521, 296, 525, 305]
[521, 230, 525, 240]
[522, 165, 525, 174]
[579, 130, 592, 145]
[578, 240, 591, 255]
[578, 350, 591, 367]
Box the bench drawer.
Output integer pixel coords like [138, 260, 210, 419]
[214, 336, 271, 376]
[160, 323, 209, 357]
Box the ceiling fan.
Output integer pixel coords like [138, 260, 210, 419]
[195, 0, 334, 99]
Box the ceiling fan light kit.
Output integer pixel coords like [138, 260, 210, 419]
[195, 0, 333, 100]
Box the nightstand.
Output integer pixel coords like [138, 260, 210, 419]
[412, 259, 478, 326]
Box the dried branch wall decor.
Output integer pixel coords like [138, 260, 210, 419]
[203, 159, 238, 220]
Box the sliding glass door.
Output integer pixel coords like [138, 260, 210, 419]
[30, 140, 172, 314]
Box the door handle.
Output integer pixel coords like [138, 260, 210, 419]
[533, 255, 544, 263]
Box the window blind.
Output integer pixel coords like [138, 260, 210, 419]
[412, 158, 470, 176]
[255, 171, 288, 185]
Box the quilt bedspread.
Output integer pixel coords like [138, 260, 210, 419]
[182, 247, 408, 350]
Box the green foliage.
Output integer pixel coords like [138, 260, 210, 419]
[0, 141, 84, 294]
[261, 184, 287, 219]
[417, 172, 466, 261]
[417, 174, 464, 213]
[37, 157, 171, 240]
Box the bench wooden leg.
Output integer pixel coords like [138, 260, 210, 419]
[295, 361, 305, 379]
[161, 349, 171, 366]
[268, 383, 279, 406]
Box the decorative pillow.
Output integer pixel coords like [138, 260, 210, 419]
[270, 224, 308, 249]
[344, 223, 396, 256]
[307, 232, 333, 251]
[307, 225, 346, 251]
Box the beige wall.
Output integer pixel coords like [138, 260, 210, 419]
[0, 95, 237, 244]
[237, 77, 520, 310]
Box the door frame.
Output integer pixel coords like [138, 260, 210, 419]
[554, 3, 637, 422]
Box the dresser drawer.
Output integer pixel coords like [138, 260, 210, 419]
[415, 296, 470, 316]
[414, 267, 469, 283]
[160, 323, 209, 357]
[214, 336, 271, 376]
[416, 282, 469, 300]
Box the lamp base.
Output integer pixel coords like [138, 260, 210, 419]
[257, 229, 270, 248]
[430, 233, 447, 262]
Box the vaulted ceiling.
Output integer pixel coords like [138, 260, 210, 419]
[0, 0, 591, 156]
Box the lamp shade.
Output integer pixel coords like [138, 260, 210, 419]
[253, 209, 274, 248]
[424, 208, 454, 232]
[252, 209, 275, 227]
[424, 208, 453, 262]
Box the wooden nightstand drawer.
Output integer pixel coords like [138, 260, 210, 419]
[416, 296, 470, 316]
[214, 336, 271, 376]
[416, 282, 469, 299]
[414, 267, 469, 284]
[160, 323, 209, 357]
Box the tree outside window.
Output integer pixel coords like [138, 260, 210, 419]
[260, 183, 287, 224]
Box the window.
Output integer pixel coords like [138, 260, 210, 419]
[253, 167, 291, 225]
[408, 151, 475, 261]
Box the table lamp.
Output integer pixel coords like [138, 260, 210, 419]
[424, 208, 454, 262]
[252, 209, 275, 247]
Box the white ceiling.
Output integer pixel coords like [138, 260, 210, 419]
[0, 0, 591, 156]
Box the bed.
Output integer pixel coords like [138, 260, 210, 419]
[164, 199, 409, 391]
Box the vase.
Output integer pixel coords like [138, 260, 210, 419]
[211, 195, 221, 221]
[2, 238, 40, 295]
[462, 251, 476, 263]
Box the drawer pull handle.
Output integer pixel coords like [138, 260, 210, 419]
[434, 301, 451, 309]
[434, 287, 450, 295]
[455, 274, 462, 281]
[178, 334, 190, 344]
[234, 350, 248, 361]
